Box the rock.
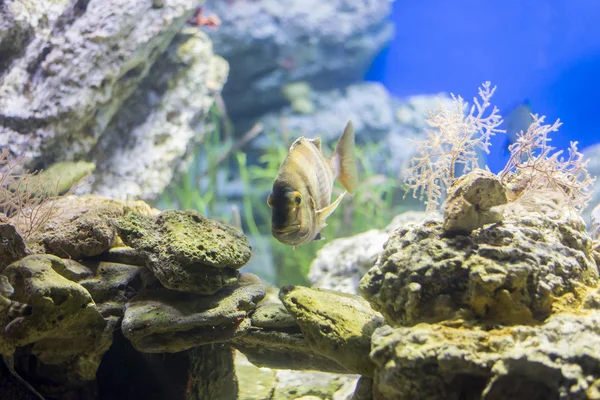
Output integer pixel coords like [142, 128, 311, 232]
[251, 83, 398, 148]
[279, 286, 384, 377]
[79, 262, 144, 317]
[0, 0, 201, 169]
[592, 203, 600, 241]
[370, 311, 600, 400]
[26, 161, 95, 196]
[93, 246, 149, 267]
[251, 303, 298, 329]
[115, 209, 252, 294]
[443, 169, 508, 234]
[1, 254, 114, 381]
[187, 344, 238, 400]
[308, 211, 426, 295]
[235, 351, 277, 400]
[204, 0, 394, 119]
[122, 273, 265, 353]
[582, 143, 600, 225]
[51, 259, 94, 282]
[15, 195, 157, 259]
[233, 329, 348, 374]
[360, 190, 598, 326]
[90, 28, 229, 201]
[0, 222, 28, 271]
[235, 350, 361, 400]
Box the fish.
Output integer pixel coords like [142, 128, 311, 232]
[268, 121, 358, 247]
[0, 275, 32, 319]
[502, 100, 534, 155]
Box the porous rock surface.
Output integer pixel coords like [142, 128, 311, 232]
[309, 211, 427, 294]
[115, 209, 252, 294]
[279, 286, 384, 377]
[1, 254, 115, 381]
[204, 0, 394, 119]
[442, 168, 508, 233]
[0, 0, 227, 202]
[360, 192, 599, 326]
[122, 273, 266, 353]
[370, 311, 600, 400]
[15, 195, 157, 259]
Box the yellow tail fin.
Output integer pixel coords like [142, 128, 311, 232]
[331, 121, 358, 194]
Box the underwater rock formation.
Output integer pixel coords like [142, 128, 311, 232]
[0, 220, 28, 271]
[17, 195, 157, 259]
[115, 209, 251, 294]
[309, 211, 426, 294]
[122, 273, 265, 353]
[370, 311, 600, 400]
[582, 143, 600, 224]
[360, 192, 598, 326]
[0, 0, 227, 201]
[442, 168, 508, 233]
[90, 28, 228, 201]
[204, 0, 394, 119]
[2, 255, 116, 382]
[279, 286, 384, 377]
[592, 203, 600, 241]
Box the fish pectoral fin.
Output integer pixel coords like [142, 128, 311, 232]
[313, 232, 326, 241]
[316, 191, 346, 227]
[331, 121, 358, 195]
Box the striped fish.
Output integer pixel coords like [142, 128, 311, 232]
[268, 121, 358, 247]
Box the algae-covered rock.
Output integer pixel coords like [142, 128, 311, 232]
[0, 222, 28, 271]
[17, 195, 157, 260]
[443, 169, 508, 233]
[187, 344, 238, 400]
[233, 330, 348, 374]
[235, 299, 349, 373]
[309, 211, 426, 295]
[360, 192, 598, 326]
[370, 311, 600, 400]
[279, 286, 384, 377]
[79, 262, 143, 317]
[116, 209, 252, 294]
[94, 246, 149, 267]
[122, 273, 265, 353]
[251, 303, 298, 329]
[11, 161, 95, 197]
[1, 254, 114, 380]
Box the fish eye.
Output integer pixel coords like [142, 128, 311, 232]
[295, 195, 302, 205]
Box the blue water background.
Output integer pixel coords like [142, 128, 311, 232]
[366, 0, 600, 173]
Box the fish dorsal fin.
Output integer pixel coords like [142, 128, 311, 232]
[316, 191, 346, 230]
[330, 121, 358, 195]
[311, 137, 321, 151]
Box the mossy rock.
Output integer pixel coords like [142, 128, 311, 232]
[115, 209, 252, 294]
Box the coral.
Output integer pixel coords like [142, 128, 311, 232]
[404, 82, 503, 213]
[499, 114, 595, 212]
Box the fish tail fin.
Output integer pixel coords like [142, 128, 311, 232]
[331, 121, 358, 195]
